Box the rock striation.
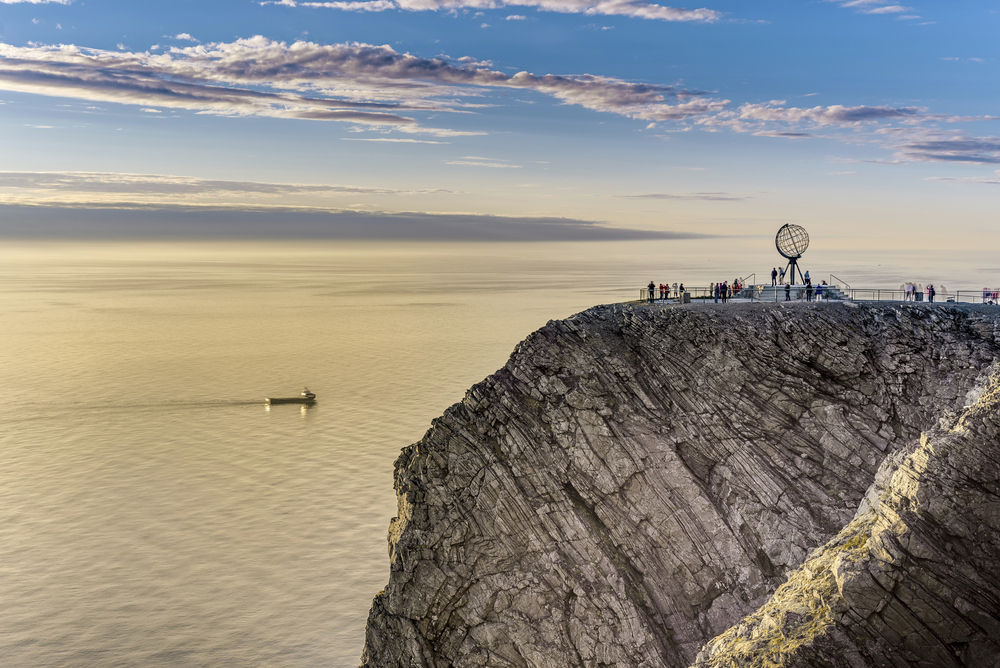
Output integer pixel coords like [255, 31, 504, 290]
[360, 302, 1000, 668]
[693, 362, 1000, 667]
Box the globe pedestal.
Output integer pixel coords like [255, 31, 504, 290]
[783, 256, 804, 285]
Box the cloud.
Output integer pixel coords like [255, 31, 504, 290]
[893, 133, 1000, 164]
[0, 203, 708, 241]
[342, 137, 448, 143]
[174, 33, 200, 42]
[753, 130, 815, 137]
[828, 0, 922, 18]
[0, 171, 453, 204]
[926, 170, 1000, 185]
[863, 4, 910, 13]
[0, 37, 728, 131]
[506, 14, 526, 19]
[620, 191, 747, 201]
[697, 101, 924, 135]
[263, 0, 397, 8]
[446, 158, 521, 167]
[738, 102, 921, 125]
[267, 0, 723, 22]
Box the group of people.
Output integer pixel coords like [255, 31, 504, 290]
[985, 288, 999, 305]
[655, 282, 685, 299]
[788, 281, 828, 302]
[646, 281, 685, 302]
[770, 267, 812, 286]
[903, 283, 937, 302]
[711, 280, 743, 303]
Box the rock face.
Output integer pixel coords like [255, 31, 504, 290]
[360, 302, 1000, 668]
[693, 362, 1000, 668]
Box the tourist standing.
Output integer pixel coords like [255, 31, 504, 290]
[771, 268, 778, 286]
[785, 283, 791, 301]
[806, 283, 814, 301]
[648, 280, 655, 303]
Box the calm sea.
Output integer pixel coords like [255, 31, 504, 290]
[1, 239, 994, 667]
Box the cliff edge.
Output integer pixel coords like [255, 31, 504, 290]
[360, 302, 1000, 668]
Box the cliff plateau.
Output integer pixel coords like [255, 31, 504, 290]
[360, 302, 1000, 668]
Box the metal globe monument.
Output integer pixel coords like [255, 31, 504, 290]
[776, 224, 809, 284]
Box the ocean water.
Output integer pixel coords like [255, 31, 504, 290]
[1, 239, 995, 668]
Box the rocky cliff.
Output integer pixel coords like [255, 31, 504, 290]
[693, 362, 1000, 668]
[360, 302, 1000, 668]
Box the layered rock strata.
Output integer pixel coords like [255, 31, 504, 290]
[693, 362, 1000, 667]
[360, 302, 1000, 668]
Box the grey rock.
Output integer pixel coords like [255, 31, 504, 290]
[360, 302, 1000, 668]
[692, 361, 1000, 667]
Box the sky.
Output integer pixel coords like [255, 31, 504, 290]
[0, 0, 997, 244]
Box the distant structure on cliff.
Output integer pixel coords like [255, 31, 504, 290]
[776, 223, 809, 285]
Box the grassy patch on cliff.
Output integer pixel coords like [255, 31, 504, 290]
[694, 515, 875, 667]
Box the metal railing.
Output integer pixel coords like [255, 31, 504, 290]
[830, 274, 851, 290]
[848, 289, 999, 304]
[640, 284, 767, 302]
[638, 284, 1000, 305]
[639, 286, 725, 301]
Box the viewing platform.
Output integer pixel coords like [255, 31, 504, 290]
[639, 284, 998, 305]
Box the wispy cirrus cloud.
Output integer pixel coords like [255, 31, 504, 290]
[0, 171, 452, 207]
[342, 137, 449, 143]
[753, 130, 815, 138]
[619, 191, 747, 201]
[864, 4, 911, 14]
[0, 37, 728, 134]
[264, 0, 723, 22]
[446, 156, 521, 168]
[893, 132, 1000, 164]
[738, 101, 922, 125]
[827, 0, 921, 18]
[698, 100, 924, 134]
[926, 170, 1000, 185]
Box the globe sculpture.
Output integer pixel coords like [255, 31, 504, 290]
[775, 224, 809, 285]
